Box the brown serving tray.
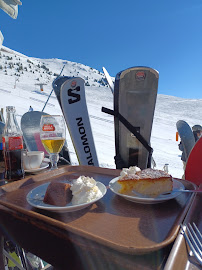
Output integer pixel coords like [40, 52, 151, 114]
[164, 184, 202, 270]
[0, 165, 197, 255]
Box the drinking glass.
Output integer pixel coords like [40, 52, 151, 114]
[40, 115, 66, 170]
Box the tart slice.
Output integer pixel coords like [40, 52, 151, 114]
[117, 167, 173, 197]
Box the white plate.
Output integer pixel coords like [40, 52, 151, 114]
[109, 177, 185, 204]
[26, 181, 107, 212]
[24, 162, 49, 173]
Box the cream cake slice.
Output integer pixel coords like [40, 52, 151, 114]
[117, 167, 173, 197]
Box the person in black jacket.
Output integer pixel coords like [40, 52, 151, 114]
[28, 106, 33, 112]
[192, 125, 202, 142]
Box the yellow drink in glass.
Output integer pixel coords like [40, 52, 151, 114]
[40, 115, 66, 170]
[41, 137, 65, 154]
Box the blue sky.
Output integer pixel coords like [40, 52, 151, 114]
[1, 0, 202, 99]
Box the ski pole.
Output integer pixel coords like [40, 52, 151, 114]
[42, 64, 66, 112]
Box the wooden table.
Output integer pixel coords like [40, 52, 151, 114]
[0, 163, 197, 270]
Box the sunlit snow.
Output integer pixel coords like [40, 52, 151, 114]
[1, 46, 202, 179]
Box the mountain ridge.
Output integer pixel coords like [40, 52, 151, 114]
[0, 45, 109, 89]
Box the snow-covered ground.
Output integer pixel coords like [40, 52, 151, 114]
[1, 46, 202, 178]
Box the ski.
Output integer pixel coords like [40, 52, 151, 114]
[21, 111, 49, 153]
[53, 76, 99, 166]
[112, 66, 159, 170]
[21, 111, 71, 165]
[52, 76, 70, 107]
[102, 67, 114, 94]
[176, 120, 195, 162]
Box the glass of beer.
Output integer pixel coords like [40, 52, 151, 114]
[40, 115, 66, 170]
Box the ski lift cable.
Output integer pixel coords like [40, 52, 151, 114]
[42, 63, 66, 112]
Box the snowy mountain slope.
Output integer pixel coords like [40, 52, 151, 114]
[0, 45, 109, 90]
[0, 46, 201, 178]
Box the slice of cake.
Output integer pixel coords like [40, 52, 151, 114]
[43, 182, 72, 206]
[117, 167, 173, 197]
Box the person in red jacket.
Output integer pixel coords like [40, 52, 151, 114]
[179, 124, 202, 179]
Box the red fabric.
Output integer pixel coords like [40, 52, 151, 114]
[185, 137, 202, 186]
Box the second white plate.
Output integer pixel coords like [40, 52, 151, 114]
[109, 177, 185, 204]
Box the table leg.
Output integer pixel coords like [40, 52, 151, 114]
[0, 236, 5, 269]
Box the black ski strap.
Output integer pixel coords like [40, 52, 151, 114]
[101, 106, 153, 159]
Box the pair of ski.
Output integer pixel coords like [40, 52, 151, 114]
[22, 67, 159, 170]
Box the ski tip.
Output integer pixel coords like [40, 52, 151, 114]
[102, 67, 114, 94]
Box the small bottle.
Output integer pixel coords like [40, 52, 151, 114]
[2, 106, 25, 181]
